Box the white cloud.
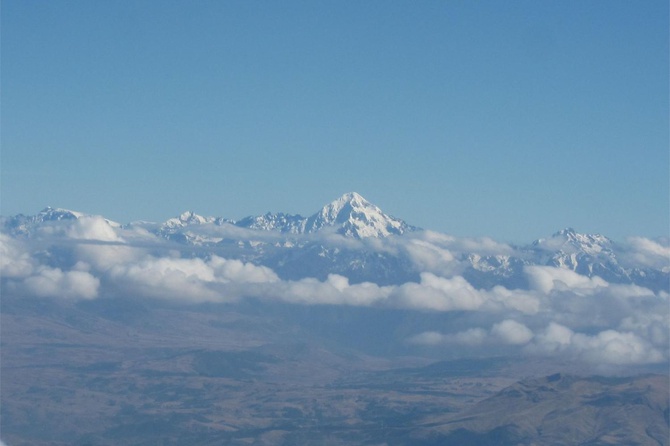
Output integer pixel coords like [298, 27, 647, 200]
[413, 230, 515, 256]
[526, 322, 666, 365]
[484, 286, 541, 315]
[259, 274, 391, 307]
[532, 322, 574, 351]
[491, 319, 534, 345]
[525, 265, 608, 294]
[107, 255, 279, 302]
[21, 266, 99, 300]
[409, 318, 666, 365]
[408, 328, 488, 346]
[67, 217, 145, 270]
[620, 236, 670, 271]
[2, 220, 667, 369]
[390, 273, 485, 311]
[399, 239, 460, 276]
[408, 320, 532, 347]
[66, 216, 120, 241]
[208, 256, 279, 283]
[0, 233, 34, 278]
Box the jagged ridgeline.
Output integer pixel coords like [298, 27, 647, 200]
[3, 192, 667, 291]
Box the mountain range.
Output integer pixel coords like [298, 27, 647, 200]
[4, 192, 667, 291]
[2, 193, 668, 445]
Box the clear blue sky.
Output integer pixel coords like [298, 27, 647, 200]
[2, 0, 668, 243]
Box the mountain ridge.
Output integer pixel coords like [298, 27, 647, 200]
[2, 193, 668, 291]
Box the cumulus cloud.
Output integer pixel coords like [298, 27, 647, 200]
[244, 274, 391, 307]
[67, 217, 145, 269]
[1, 232, 100, 299]
[409, 319, 533, 346]
[399, 239, 460, 276]
[491, 319, 534, 344]
[527, 322, 666, 365]
[0, 233, 34, 278]
[525, 265, 608, 294]
[107, 255, 279, 302]
[390, 273, 485, 311]
[409, 319, 666, 365]
[484, 286, 541, 315]
[19, 266, 99, 300]
[67, 216, 120, 241]
[2, 216, 668, 368]
[408, 328, 488, 346]
[388, 274, 541, 315]
[620, 236, 670, 271]
[412, 230, 515, 256]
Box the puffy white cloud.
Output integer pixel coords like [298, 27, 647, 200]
[107, 255, 279, 302]
[260, 274, 391, 307]
[388, 274, 541, 315]
[2, 219, 667, 369]
[108, 256, 221, 301]
[399, 239, 460, 276]
[0, 233, 34, 278]
[531, 277, 666, 334]
[394, 230, 517, 277]
[410, 318, 666, 365]
[67, 216, 120, 241]
[67, 217, 145, 270]
[619, 312, 669, 349]
[21, 266, 99, 300]
[408, 328, 488, 346]
[207, 256, 279, 284]
[412, 230, 515, 256]
[620, 236, 670, 271]
[573, 330, 664, 364]
[1, 232, 99, 300]
[484, 286, 541, 315]
[532, 322, 574, 351]
[408, 320, 532, 347]
[491, 319, 534, 345]
[525, 265, 608, 294]
[390, 273, 485, 311]
[526, 322, 666, 365]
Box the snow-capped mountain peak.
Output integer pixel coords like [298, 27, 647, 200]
[529, 228, 621, 278]
[163, 211, 212, 229]
[537, 228, 614, 256]
[2, 205, 667, 292]
[229, 192, 414, 238]
[38, 207, 86, 222]
[304, 192, 412, 238]
[234, 212, 306, 234]
[0, 207, 85, 237]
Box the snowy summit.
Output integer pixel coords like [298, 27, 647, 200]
[304, 192, 412, 238]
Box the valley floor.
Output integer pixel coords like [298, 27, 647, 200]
[1, 296, 667, 446]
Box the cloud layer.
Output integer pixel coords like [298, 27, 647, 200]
[1, 215, 667, 367]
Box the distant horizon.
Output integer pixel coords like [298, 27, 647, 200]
[2, 1, 668, 244]
[3, 191, 668, 245]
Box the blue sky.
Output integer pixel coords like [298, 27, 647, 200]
[2, 1, 668, 243]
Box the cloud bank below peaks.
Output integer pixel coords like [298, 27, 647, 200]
[1, 211, 668, 367]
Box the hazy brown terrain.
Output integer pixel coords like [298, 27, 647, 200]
[1, 296, 668, 445]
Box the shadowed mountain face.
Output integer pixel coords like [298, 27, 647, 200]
[410, 373, 669, 446]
